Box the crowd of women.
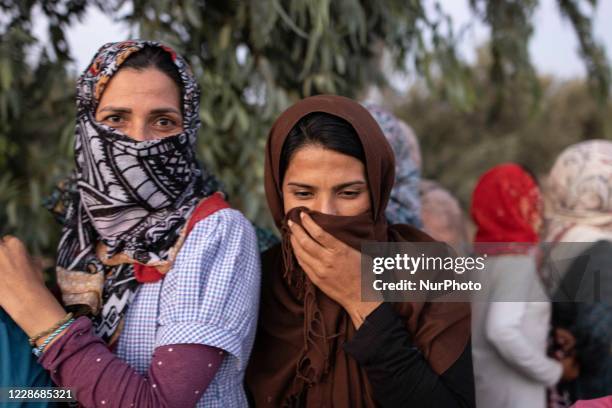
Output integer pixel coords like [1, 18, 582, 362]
[0, 40, 610, 408]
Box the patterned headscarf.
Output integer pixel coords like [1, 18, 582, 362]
[363, 104, 422, 227]
[53, 40, 218, 343]
[544, 140, 612, 243]
[398, 119, 422, 171]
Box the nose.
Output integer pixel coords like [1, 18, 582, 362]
[125, 121, 152, 142]
[310, 195, 337, 215]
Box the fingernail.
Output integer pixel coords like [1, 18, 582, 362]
[300, 212, 305, 219]
[288, 220, 294, 228]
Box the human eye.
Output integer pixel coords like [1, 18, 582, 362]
[154, 116, 177, 128]
[339, 189, 363, 199]
[103, 114, 124, 125]
[293, 190, 313, 199]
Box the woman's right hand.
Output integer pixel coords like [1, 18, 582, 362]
[558, 353, 580, 382]
[0, 236, 66, 339]
[0, 236, 44, 308]
[552, 327, 579, 382]
[555, 327, 576, 355]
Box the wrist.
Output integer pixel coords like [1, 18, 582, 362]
[346, 301, 383, 329]
[33, 317, 75, 357]
[10, 286, 66, 338]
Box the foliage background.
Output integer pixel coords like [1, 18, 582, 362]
[0, 0, 610, 274]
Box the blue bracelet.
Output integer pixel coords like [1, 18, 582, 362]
[32, 318, 76, 357]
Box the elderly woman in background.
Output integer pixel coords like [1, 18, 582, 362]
[421, 180, 471, 255]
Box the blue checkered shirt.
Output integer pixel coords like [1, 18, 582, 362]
[115, 208, 261, 407]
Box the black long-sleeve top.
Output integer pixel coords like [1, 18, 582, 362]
[344, 303, 475, 408]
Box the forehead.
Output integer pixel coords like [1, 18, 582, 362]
[283, 145, 367, 185]
[98, 68, 180, 106]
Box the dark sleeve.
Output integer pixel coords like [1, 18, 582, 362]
[343, 303, 475, 408]
[553, 240, 612, 377]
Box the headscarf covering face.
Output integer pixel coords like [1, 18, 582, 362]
[544, 139, 612, 242]
[471, 163, 541, 249]
[363, 103, 422, 227]
[247, 95, 470, 408]
[55, 40, 217, 342]
[420, 180, 470, 254]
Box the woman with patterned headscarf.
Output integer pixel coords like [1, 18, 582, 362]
[0, 41, 260, 407]
[543, 140, 612, 404]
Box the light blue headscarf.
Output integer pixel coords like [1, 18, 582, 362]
[363, 104, 422, 227]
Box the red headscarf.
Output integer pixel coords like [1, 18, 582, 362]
[471, 163, 541, 245]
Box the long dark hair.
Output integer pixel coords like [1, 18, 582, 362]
[279, 112, 366, 182]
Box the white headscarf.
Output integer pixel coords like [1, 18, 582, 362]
[544, 139, 612, 243]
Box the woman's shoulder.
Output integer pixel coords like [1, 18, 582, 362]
[563, 239, 612, 291]
[167, 207, 259, 280]
[582, 239, 612, 258]
[260, 242, 284, 265]
[562, 239, 612, 277]
[187, 207, 257, 243]
[163, 207, 261, 294]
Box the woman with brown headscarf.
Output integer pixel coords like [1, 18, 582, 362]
[246, 95, 474, 407]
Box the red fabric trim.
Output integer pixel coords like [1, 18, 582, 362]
[133, 193, 230, 283]
[185, 192, 230, 235]
[133, 265, 165, 283]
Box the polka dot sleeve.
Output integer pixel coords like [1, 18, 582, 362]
[39, 316, 225, 408]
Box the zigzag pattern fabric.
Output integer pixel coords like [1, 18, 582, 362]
[55, 40, 218, 343]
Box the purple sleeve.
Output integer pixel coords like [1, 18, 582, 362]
[39, 317, 224, 408]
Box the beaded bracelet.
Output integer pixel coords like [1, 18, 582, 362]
[32, 318, 75, 357]
[29, 312, 74, 346]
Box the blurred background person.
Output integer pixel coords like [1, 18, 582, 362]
[470, 163, 576, 408]
[421, 179, 472, 256]
[365, 104, 471, 255]
[543, 140, 612, 403]
[365, 104, 423, 228]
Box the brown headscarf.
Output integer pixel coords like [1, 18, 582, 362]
[246, 95, 470, 407]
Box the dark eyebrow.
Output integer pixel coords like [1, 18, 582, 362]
[98, 106, 131, 113]
[150, 107, 181, 115]
[97, 107, 181, 115]
[286, 181, 367, 190]
[287, 182, 314, 189]
[334, 181, 367, 190]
